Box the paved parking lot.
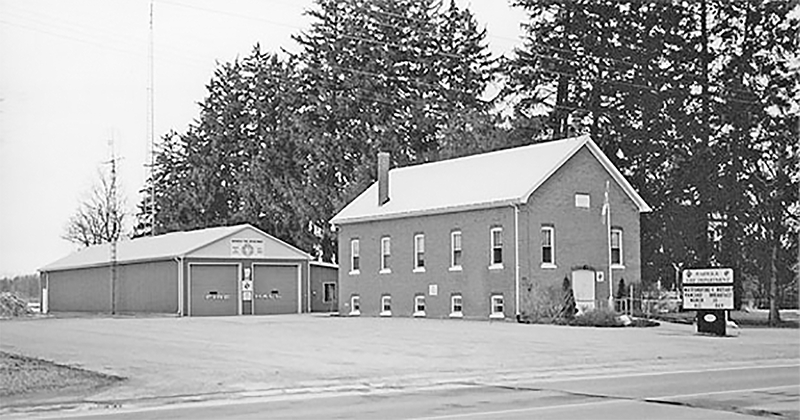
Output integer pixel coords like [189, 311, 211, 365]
[1, 314, 798, 405]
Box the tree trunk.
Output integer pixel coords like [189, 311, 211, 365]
[769, 241, 781, 326]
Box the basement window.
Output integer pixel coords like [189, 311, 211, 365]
[349, 295, 360, 316]
[414, 295, 426, 317]
[450, 295, 463, 318]
[490, 295, 505, 319]
[380, 295, 392, 317]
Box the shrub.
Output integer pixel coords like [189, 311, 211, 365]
[571, 307, 623, 327]
[519, 278, 562, 322]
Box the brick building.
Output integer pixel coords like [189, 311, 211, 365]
[330, 135, 650, 320]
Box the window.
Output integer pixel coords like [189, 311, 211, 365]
[490, 295, 504, 319]
[575, 193, 590, 208]
[349, 295, 360, 316]
[350, 239, 360, 274]
[380, 236, 391, 273]
[450, 295, 463, 318]
[611, 228, 623, 267]
[414, 234, 425, 272]
[490, 227, 503, 268]
[380, 295, 392, 316]
[451, 231, 462, 270]
[414, 295, 426, 317]
[322, 283, 336, 303]
[541, 226, 556, 268]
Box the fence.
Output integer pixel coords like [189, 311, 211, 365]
[575, 296, 682, 318]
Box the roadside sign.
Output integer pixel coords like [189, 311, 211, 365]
[682, 268, 733, 284]
[680, 267, 734, 336]
[682, 285, 734, 310]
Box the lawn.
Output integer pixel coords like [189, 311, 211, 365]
[653, 309, 799, 328]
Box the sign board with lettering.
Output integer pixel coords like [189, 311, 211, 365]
[230, 238, 265, 257]
[682, 285, 734, 310]
[682, 268, 733, 285]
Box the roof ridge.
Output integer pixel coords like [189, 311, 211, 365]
[392, 135, 587, 173]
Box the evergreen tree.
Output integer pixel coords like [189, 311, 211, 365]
[505, 0, 799, 312]
[136, 1, 499, 262]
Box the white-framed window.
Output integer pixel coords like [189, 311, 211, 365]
[490, 227, 503, 268]
[350, 239, 360, 274]
[611, 228, 623, 267]
[575, 193, 591, 208]
[541, 226, 556, 268]
[450, 231, 463, 271]
[414, 295, 426, 317]
[414, 234, 425, 272]
[450, 295, 463, 318]
[349, 295, 360, 316]
[322, 282, 336, 303]
[380, 236, 391, 273]
[380, 295, 392, 317]
[490, 295, 504, 319]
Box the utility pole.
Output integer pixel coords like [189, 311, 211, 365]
[106, 136, 122, 315]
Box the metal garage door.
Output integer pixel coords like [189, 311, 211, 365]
[253, 264, 298, 315]
[190, 264, 238, 316]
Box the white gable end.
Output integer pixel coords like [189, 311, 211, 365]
[188, 226, 309, 260]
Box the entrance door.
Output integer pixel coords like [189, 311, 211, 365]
[572, 270, 596, 313]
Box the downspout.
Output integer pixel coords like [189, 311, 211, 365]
[513, 204, 520, 319]
[175, 256, 184, 316]
[41, 271, 48, 314]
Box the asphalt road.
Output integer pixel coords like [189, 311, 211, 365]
[46, 363, 799, 420]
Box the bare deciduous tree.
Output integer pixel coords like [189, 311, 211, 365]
[63, 167, 126, 247]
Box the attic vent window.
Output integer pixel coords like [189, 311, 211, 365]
[575, 193, 590, 208]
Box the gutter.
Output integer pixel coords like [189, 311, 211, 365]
[332, 198, 521, 226]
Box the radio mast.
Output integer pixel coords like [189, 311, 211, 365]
[147, 0, 156, 236]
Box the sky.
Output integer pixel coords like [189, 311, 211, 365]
[0, 0, 527, 277]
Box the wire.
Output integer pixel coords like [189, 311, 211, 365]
[156, 0, 308, 32]
[1, 8, 209, 67]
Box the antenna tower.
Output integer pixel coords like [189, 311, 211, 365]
[147, 0, 156, 236]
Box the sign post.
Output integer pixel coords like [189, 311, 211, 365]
[682, 268, 734, 336]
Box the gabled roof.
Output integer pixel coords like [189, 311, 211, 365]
[330, 135, 651, 225]
[40, 224, 310, 272]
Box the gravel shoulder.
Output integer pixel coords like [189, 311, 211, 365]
[0, 351, 123, 408]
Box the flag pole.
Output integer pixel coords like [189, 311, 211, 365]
[604, 181, 614, 310]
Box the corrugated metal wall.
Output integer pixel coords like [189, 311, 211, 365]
[48, 265, 110, 312]
[47, 260, 179, 314]
[116, 260, 178, 313]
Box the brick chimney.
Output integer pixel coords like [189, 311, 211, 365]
[378, 152, 390, 206]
